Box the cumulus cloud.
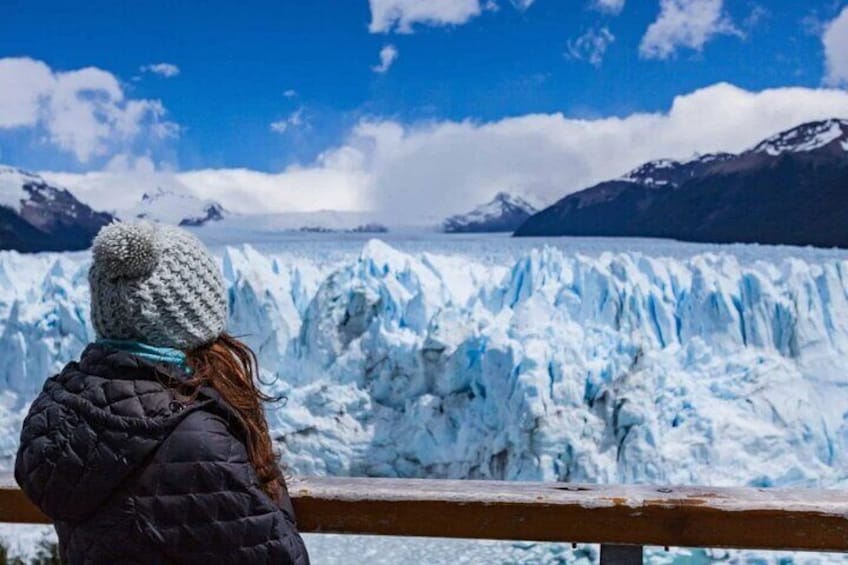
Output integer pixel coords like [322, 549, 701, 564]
[640, 0, 740, 59]
[47, 148, 369, 216]
[0, 57, 177, 162]
[823, 6, 848, 87]
[369, 0, 482, 33]
[372, 45, 399, 73]
[368, 0, 532, 33]
[0, 58, 53, 129]
[270, 107, 307, 134]
[590, 0, 625, 15]
[566, 28, 615, 67]
[140, 63, 180, 78]
[46, 84, 848, 224]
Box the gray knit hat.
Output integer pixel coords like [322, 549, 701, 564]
[88, 221, 228, 350]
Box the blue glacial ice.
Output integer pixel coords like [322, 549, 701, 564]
[2, 238, 848, 563]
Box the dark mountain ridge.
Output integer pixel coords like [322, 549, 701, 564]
[0, 166, 114, 252]
[515, 119, 848, 248]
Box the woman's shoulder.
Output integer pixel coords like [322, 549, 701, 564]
[160, 402, 250, 463]
[36, 343, 192, 420]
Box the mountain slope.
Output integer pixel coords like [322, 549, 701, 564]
[121, 186, 227, 227]
[0, 166, 114, 252]
[443, 192, 537, 233]
[515, 119, 848, 247]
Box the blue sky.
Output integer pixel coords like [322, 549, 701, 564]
[1, 0, 848, 219]
[0, 0, 841, 170]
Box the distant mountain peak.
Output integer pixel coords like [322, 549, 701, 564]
[123, 185, 228, 227]
[491, 191, 520, 202]
[0, 166, 47, 213]
[179, 202, 226, 227]
[443, 192, 537, 233]
[751, 119, 848, 157]
[0, 165, 114, 252]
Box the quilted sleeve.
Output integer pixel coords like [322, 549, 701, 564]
[14, 387, 66, 517]
[14, 376, 173, 524]
[130, 409, 310, 565]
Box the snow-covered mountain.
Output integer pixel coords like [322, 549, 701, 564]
[624, 118, 848, 183]
[121, 192, 392, 234]
[0, 166, 113, 252]
[620, 153, 734, 187]
[516, 119, 848, 247]
[442, 192, 537, 233]
[121, 186, 228, 227]
[752, 118, 848, 156]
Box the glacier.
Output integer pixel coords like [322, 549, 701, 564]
[2, 236, 848, 563]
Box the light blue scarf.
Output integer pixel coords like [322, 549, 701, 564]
[97, 339, 190, 373]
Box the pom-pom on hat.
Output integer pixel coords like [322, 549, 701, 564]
[89, 221, 228, 350]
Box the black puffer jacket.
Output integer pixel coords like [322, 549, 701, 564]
[14, 344, 309, 565]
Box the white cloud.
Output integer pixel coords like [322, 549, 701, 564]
[640, 0, 740, 60]
[140, 63, 180, 78]
[0, 58, 53, 129]
[566, 28, 615, 67]
[270, 107, 307, 134]
[743, 4, 767, 28]
[0, 57, 177, 162]
[823, 6, 848, 87]
[368, 0, 532, 33]
[590, 0, 625, 15]
[284, 89, 298, 98]
[369, 0, 482, 33]
[372, 45, 399, 73]
[47, 149, 369, 216]
[46, 84, 848, 224]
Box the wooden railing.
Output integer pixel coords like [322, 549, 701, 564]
[2, 474, 848, 563]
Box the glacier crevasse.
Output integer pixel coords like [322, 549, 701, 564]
[1, 240, 847, 492]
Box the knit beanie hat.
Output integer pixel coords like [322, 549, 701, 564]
[88, 221, 228, 350]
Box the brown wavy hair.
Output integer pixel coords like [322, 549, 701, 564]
[183, 333, 284, 503]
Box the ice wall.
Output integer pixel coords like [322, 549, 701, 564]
[2, 241, 848, 492]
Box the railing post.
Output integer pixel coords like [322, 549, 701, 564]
[600, 544, 643, 565]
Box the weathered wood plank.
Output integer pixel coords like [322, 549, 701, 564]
[0, 480, 49, 525]
[2, 474, 848, 552]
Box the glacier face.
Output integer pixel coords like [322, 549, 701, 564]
[267, 240, 848, 488]
[2, 238, 848, 495]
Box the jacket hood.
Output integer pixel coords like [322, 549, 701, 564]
[15, 344, 213, 523]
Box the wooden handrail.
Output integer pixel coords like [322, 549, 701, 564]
[2, 474, 848, 552]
